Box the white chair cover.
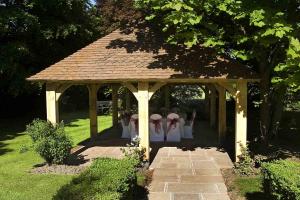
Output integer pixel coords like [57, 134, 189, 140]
[183, 126, 193, 139]
[121, 119, 130, 139]
[179, 117, 185, 138]
[129, 114, 139, 141]
[183, 110, 196, 139]
[166, 113, 181, 142]
[149, 114, 164, 142]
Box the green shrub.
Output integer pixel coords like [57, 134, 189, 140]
[262, 160, 300, 200]
[120, 138, 145, 168]
[54, 158, 138, 200]
[234, 143, 256, 176]
[26, 119, 72, 164]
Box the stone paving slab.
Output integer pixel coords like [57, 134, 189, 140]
[148, 192, 172, 200]
[167, 183, 219, 193]
[148, 147, 232, 200]
[180, 175, 224, 183]
[202, 193, 231, 200]
[173, 193, 201, 200]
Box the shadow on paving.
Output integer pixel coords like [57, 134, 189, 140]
[150, 120, 229, 163]
[73, 119, 232, 164]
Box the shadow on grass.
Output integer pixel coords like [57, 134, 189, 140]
[0, 115, 36, 156]
[245, 192, 270, 200]
[60, 111, 89, 127]
[132, 185, 148, 200]
[0, 142, 13, 156]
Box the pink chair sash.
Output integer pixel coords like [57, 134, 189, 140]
[150, 119, 162, 134]
[167, 118, 179, 133]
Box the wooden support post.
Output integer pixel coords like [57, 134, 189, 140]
[209, 86, 217, 128]
[137, 82, 150, 160]
[46, 83, 59, 124]
[164, 85, 170, 109]
[125, 88, 131, 111]
[112, 84, 119, 127]
[88, 84, 99, 140]
[218, 86, 227, 144]
[235, 81, 248, 161]
[203, 86, 210, 119]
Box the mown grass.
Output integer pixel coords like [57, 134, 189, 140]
[0, 112, 112, 200]
[234, 176, 264, 199]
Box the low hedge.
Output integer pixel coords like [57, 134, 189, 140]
[54, 158, 138, 200]
[262, 160, 300, 200]
[26, 119, 72, 164]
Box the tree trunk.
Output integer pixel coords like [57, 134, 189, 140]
[259, 61, 272, 143]
[270, 84, 286, 139]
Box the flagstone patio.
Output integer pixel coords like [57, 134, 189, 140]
[69, 120, 234, 199]
[148, 147, 233, 200]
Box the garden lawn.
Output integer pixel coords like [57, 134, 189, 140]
[234, 176, 267, 200]
[0, 112, 112, 200]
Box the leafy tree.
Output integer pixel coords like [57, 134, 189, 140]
[96, 0, 142, 33]
[0, 0, 101, 101]
[135, 0, 300, 141]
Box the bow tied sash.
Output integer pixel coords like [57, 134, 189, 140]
[150, 119, 162, 134]
[167, 118, 179, 133]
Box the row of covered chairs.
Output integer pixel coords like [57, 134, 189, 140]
[120, 111, 196, 142]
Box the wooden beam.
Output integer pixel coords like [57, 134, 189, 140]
[202, 85, 210, 118]
[112, 84, 119, 127]
[56, 84, 72, 101]
[34, 78, 259, 85]
[209, 85, 217, 128]
[235, 81, 248, 161]
[87, 84, 100, 140]
[164, 85, 170, 109]
[217, 82, 237, 98]
[137, 82, 150, 160]
[214, 84, 222, 94]
[46, 83, 59, 124]
[123, 82, 138, 99]
[149, 82, 166, 100]
[218, 86, 227, 144]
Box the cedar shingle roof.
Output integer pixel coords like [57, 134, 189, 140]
[27, 28, 259, 82]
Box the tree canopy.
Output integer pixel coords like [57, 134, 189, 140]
[0, 0, 101, 97]
[135, 0, 300, 139]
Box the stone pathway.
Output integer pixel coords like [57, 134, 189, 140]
[148, 147, 233, 200]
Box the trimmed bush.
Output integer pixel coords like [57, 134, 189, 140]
[54, 158, 138, 200]
[262, 160, 300, 200]
[234, 144, 256, 176]
[26, 119, 72, 164]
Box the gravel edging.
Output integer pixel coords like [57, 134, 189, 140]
[30, 164, 88, 175]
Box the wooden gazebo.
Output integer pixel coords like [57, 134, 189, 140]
[28, 28, 259, 161]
